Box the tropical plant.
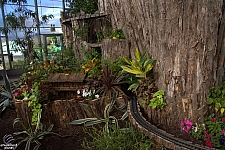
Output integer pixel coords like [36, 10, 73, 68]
[82, 123, 153, 150]
[13, 109, 66, 150]
[120, 48, 155, 91]
[96, 65, 127, 105]
[1, 0, 54, 62]
[0, 74, 13, 115]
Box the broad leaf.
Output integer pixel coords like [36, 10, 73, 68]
[135, 48, 141, 62]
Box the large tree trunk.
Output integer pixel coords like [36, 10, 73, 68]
[107, 0, 224, 128]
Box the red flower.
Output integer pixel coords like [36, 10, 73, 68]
[204, 132, 211, 139]
[205, 139, 213, 148]
[222, 117, 225, 122]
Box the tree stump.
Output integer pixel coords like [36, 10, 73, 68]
[42, 99, 85, 128]
[13, 98, 32, 128]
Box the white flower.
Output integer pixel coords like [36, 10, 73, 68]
[95, 94, 99, 98]
[77, 90, 80, 95]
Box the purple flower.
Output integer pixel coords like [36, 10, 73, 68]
[220, 136, 225, 145]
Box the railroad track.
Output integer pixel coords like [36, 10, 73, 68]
[128, 94, 215, 150]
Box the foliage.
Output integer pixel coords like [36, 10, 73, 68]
[14, 61, 55, 125]
[203, 113, 225, 148]
[96, 65, 126, 106]
[27, 82, 42, 126]
[181, 113, 225, 149]
[82, 57, 99, 72]
[148, 90, 166, 109]
[82, 123, 153, 150]
[67, 0, 98, 14]
[96, 26, 113, 42]
[101, 58, 123, 75]
[120, 48, 155, 92]
[0, 74, 13, 115]
[13, 85, 30, 100]
[207, 81, 225, 114]
[13, 110, 66, 150]
[81, 46, 102, 63]
[82, 57, 102, 80]
[70, 92, 120, 133]
[136, 77, 158, 106]
[190, 123, 205, 140]
[73, 23, 89, 41]
[1, 0, 54, 62]
[110, 29, 126, 39]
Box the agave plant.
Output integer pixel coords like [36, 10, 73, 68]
[70, 92, 127, 133]
[0, 74, 13, 115]
[13, 109, 67, 150]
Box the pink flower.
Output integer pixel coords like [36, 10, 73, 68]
[222, 130, 225, 134]
[180, 121, 185, 126]
[180, 119, 193, 133]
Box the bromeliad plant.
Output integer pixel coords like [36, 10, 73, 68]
[96, 65, 127, 106]
[13, 109, 67, 150]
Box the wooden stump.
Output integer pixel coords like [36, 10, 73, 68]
[42, 99, 85, 128]
[79, 98, 105, 118]
[13, 99, 32, 128]
[13, 96, 127, 129]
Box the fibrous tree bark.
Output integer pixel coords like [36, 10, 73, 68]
[107, 0, 225, 128]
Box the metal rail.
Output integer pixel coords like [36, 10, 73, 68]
[129, 94, 214, 150]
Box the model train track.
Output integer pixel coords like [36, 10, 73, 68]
[129, 94, 214, 150]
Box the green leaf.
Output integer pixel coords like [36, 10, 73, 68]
[69, 118, 99, 125]
[85, 119, 105, 126]
[128, 83, 139, 91]
[135, 48, 141, 62]
[121, 66, 143, 75]
[121, 111, 128, 120]
[206, 98, 214, 104]
[120, 57, 131, 65]
[215, 103, 221, 109]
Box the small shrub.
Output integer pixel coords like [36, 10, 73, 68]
[82, 123, 153, 150]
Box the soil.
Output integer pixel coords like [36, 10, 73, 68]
[0, 106, 206, 150]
